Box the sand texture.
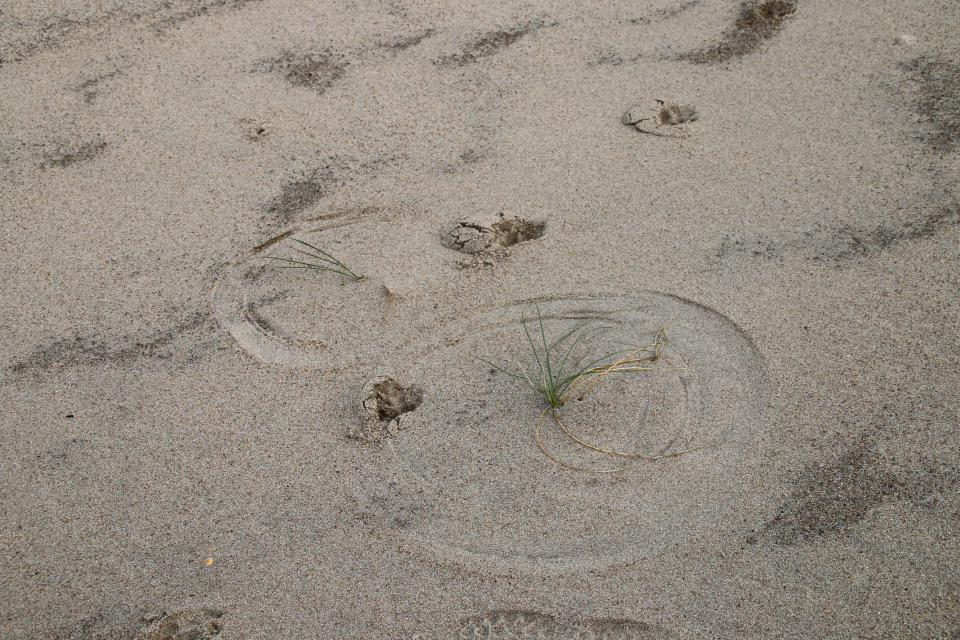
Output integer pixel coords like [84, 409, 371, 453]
[2, 0, 959, 638]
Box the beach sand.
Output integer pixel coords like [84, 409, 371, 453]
[1, 0, 958, 637]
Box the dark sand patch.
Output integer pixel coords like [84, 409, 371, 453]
[0, 0, 263, 66]
[35, 436, 88, 471]
[148, 0, 262, 33]
[627, 0, 703, 24]
[441, 147, 486, 173]
[40, 137, 108, 169]
[903, 56, 960, 151]
[714, 202, 960, 265]
[629, 0, 703, 26]
[458, 148, 484, 164]
[258, 155, 402, 230]
[258, 49, 349, 93]
[754, 446, 960, 545]
[436, 19, 550, 66]
[262, 171, 340, 227]
[375, 29, 435, 52]
[679, 0, 797, 64]
[6, 311, 210, 379]
[76, 69, 124, 103]
[0, 13, 89, 66]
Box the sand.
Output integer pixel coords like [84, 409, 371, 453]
[1, 0, 958, 638]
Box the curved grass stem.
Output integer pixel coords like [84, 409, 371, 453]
[536, 406, 721, 474]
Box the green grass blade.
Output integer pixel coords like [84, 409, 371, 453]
[472, 356, 527, 380]
[535, 306, 554, 394]
[289, 239, 354, 268]
[521, 306, 548, 392]
[552, 324, 612, 383]
[265, 256, 342, 270]
[263, 239, 363, 280]
[291, 239, 363, 280]
[264, 256, 355, 278]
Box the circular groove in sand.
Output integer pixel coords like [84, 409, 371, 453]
[364, 294, 766, 573]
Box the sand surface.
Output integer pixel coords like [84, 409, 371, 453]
[1, 0, 959, 638]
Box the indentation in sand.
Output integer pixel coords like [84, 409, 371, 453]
[441, 217, 546, 253]
[423, 610, 670, 639]
[134, 608, 224, 640]
[351, 376, 424, 443]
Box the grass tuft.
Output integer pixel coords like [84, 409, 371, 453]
[264, 238, 363, 281]
[478, 304, 666, 409]
[478, 304, 719, 472]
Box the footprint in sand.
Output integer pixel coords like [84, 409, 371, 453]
[134, 609, 224, 640]
[415, 610, 671, 639]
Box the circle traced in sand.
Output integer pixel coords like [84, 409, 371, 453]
[363, 294, 765, 573]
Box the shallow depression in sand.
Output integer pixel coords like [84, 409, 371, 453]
[366, 294, 766, 572]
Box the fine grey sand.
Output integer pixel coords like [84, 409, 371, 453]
[1, 0, 958, 638]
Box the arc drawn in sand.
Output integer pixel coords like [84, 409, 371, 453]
[355, 294, 767, 573]
[213, 209, 446, 370]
